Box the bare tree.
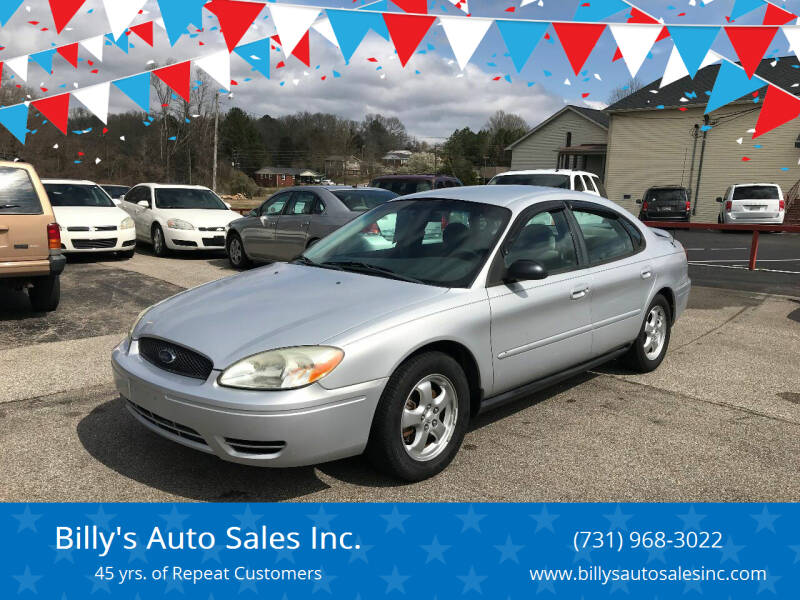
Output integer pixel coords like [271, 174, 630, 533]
[607, 77, 644, 104]
[484, 110, 528, 137]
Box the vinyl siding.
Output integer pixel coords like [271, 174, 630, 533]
[510, 110, 608, 171]
[606, 105, 800, 223]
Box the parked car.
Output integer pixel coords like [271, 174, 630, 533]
[42, 179, 136, 258]
[0, 161, 65, 312]
[114, 185, 690, 481]
[100, 184, 131, 204]
[717, 183, 785, 225]
[488, 169, 606, 197]
[226, 186, 398, 268]
[370, 174, 462, 195]
[119, 184, 242, 257]
[636, 186, 691, 222]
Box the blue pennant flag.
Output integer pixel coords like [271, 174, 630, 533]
[670, 26, 720, 79]
[30, 49, 56, 74]
[0, 0, 23, 26]
[105, 33, 129, 54]
[0, 104, 29, 144]
[158, 0, 208, 46]
[327, 9, 389, 63]
[706, 61, 766, 114]
[730, 0, 765, 20]
[496, 20, 549, 73]
[233, 39, 270, 79]
[574, 0, 629, 21]
[113, 73, 151, 112]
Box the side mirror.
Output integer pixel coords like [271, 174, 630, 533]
[635, 199, 642, 205]
[716, 197, 723, 203]
[247, 209, 258, 217]
[112, 198, 121, 205]
[505, 260, 548, 282]
[137, 200, 149, 208]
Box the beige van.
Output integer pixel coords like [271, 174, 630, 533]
[0, 161, 65, 311]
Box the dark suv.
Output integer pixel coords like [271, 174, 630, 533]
[369, 174, 462, 196]
[637, 186, 691, 222]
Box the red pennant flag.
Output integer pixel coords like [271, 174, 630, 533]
[627, 8, 659, 24]
[48, 0, 87, 34]
[763, 4, 797, 26]
[725, 26, 778, 79]
[655, 27, 671, 42]
[130, 21, 154, 47]
[383, 13, 437, 67]
[153, 61, 192, 102]
[612, 47, 622, 62]
[552, 23, 607, 75]
[205, 0, 266, 52]
[754, 85, 800, 138]
[33, 93, 70, 135]
[392, 0, 428, 14]
[292, 30, 310, 67]
[56, 43, 79, 68]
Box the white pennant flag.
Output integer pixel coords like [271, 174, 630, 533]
[73, 82, 111, 124]
[610, 23, 662, 78]
[269, 5, 319, 57]
[80, 36, 104, 62]
[439, 16, 492, 71]
[783, 26, 800, 62]
[448, 0, 470, 14]
[5, 55, 28, 82]
[102, 0, 148, 40]
[195, 50, 231, 91]
[313, 17, 339, 49]
[660, 46, 721, 88]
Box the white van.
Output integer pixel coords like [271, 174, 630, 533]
[488, 169, 606, 197]
[717, 183, 785, 225]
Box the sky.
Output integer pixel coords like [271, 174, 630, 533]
[1, 0, 800, 142]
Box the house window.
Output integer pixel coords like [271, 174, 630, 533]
[281, 174, 286, 181]
[566, 132, 572, 147]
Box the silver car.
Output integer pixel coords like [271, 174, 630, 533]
[226, 186, 398, 268]
[112, 186, 691, 481]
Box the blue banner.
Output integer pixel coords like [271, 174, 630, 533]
[2, 503, 797, 597]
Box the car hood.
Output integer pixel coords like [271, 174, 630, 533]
[156, 208, 241, 228]
[53, 205, 130, 227]
[135, 263, 448, 368]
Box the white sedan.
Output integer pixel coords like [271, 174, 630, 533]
[119, 184, 242, 257]
[42, 179, 137, 258]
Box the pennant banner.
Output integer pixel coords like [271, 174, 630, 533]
[157, 0, 207, 46]
[383, 13, 437, 67]
[196, 50, 232, 91]
[439, 16, 493, 71]
[102, 0, 147, 40]
[113, 72, 151, 112]
[609, 23, 661, 77]
[552, 22, 607, 75]
[0, 0, 24, 26]
[660, 46, 720, 89]
[153, 61, 193, 102]
[32, 93, 71, 135]
[706, 60, 766, 113]
[269, 5, 320, 58]
[205, 0, 266, 53]
[0, 104, 29, 144]
[754, 84, 800, 137]
[327, 9, 389, 64]
[668, 26, 720, 80]
[233, 38, 270, 78]
[73, 82, 111, 124]
[496, 20, 548, 73]
[725, 26, 778, 78]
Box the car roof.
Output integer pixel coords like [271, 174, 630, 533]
[289, 185, 389, 192]
[397, 185, 608, 211]
[493, 169, 596, 177]
[732, 182, 780, 187]
[646, 185, 687, 190]
[372, 174, 458, 181]
[136, 183, 212, 190]
[99, 183, 130, 187]
[42, 179, 98, 185]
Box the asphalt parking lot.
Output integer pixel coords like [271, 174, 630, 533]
[1, 231, 798, 502]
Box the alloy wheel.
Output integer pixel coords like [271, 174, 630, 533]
[401, 374, 458, 462]
[643, 305, 667, 360]
[230, 237, 243, 265]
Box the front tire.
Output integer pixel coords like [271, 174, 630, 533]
[227, 233, 251, 269]
[623, 294, 671, 373]
[366, 352, 470, 481]
[28, 275, 60, 312]
[152, 224, 168, 257]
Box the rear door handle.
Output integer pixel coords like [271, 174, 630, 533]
[641, 269, 653, 280]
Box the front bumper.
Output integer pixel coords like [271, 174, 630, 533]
[164, 228, 228, 251]
[111, 339, 386, 467]
[61, 228, 136, 253]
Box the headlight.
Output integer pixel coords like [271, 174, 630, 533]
[219, 346, 344, 390]
[120, 217, 135, 230]
[128, 308, 149, 340]
[167, 218, 194, 230]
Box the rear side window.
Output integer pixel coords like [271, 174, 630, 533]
[572, 209, 636, 264]
[333, 189, 397, 211]
[0, 167, 42, 214]
[372, 179, 433, 195]
[646, 188, 687, 203]
[575, 176, 586, 192]
[732, 185, 780, 200]
[593, 178, 607, 197]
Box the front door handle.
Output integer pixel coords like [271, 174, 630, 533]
[571, 286, 590, 300]
[641, 269, 653, 280]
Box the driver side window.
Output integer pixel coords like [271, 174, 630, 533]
[504, 209, 578, 274]
[260, 194, 288, 216]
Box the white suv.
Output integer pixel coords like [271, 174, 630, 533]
[488, 169, 606, 197]
[119, 184, 242, 256]
[717, 183, 785, 225]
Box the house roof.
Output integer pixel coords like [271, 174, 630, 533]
[506, 105, 609, 151]
[607, 56, 800, 113]
[255, 167, 317, 176]
[325, 155, 361, 162]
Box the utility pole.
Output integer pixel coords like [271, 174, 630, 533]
[212, 92, 219, 192]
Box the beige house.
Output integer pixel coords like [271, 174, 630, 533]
[507, 105, 609, 177]
[606, 57, 800, 223]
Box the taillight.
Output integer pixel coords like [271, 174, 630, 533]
[686, 201, 691, 212]
[362, 223, 381, 235]
[725, 201, 732, 212]
[779, 199, 785, 210]
[642, 202, 648, 212]
[47, 223, 61, 250]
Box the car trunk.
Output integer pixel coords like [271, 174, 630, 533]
[0, 213, 51, 262]
[730, 186, 782, 219]
[644, 189, 688, 219]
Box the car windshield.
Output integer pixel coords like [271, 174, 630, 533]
[333, 189, 398, 212]
[302, 199, 511, 288]
[102, 185, 130, 198]
[646, 189, 686, 203]
[155, 188, 227, 210]
[371, 179, 433, 195]
[489, 174, 571, 189]
[44, 183, 115, 208]
[732, 185, 780, 200]
[0, 167, 41, 214]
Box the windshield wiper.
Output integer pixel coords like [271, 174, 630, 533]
[323, 261, 426, 284]
[292, 256, 345, 271]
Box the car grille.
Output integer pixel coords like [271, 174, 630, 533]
[72, 238, 118, 249]
[128, 401, 207, 446]
[67, 225, 117, 232]
[199, 227, 227, 232]
[122, 239, 136, 247]
[202, 236, 225, 247]
[139, 337, 214, 380]
[224, 437, 286, 456]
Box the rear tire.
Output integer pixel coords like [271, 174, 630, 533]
[366, 352, 470, 482]
[152, 224, 169, 257]
[623, 294, 671, 373]
[227, 233, 251, 269]
[28, 275, 60, 312]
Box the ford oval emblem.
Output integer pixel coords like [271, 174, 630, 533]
[158, 348, 178, 365]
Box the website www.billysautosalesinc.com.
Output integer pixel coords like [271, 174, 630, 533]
[529, 565, 768, 587]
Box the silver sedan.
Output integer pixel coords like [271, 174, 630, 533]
[112, 186, 690, 481]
